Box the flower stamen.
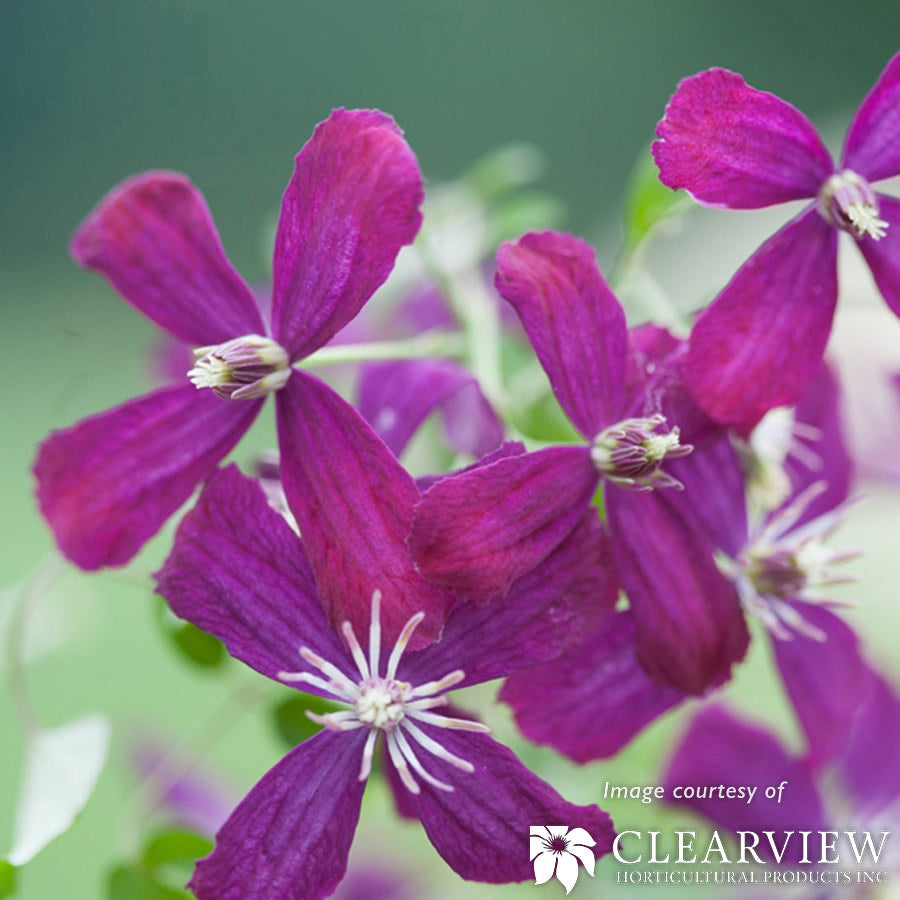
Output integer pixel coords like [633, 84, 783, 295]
[818, 170, 888, 241]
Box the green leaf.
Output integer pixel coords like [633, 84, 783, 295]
[0, 861, 16, 898]
[142, 830, 212, 870]
[107, 865, 186, 900]
[8, 715, 111, 866]
[465, 143, 546, 200]
[272, 693, 342, 748]
[157, 600, 225, 669]
[623, 148, 687, 252]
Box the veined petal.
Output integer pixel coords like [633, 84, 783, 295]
[357, 359, 502, 459]
[607, 487, 750, 695]
[272, 109, 423, 359]
[402, 728, 614, 884]
[415, 440, 526, 493]
[409, 444, 599, 604]
[276, 372, 453, 649]
[839, 673, 900, 819]
[70, 173, 264, 345]
[34, 384, 260, 569]
[500, 611, 685, 762]
[785, 362, 852, 525]
[401, 510, 618, 689]
[685, 207, 838, 425]
[155, 466, 350, 689]
[664, 706, 826, 864]
[857, 194, 900, 318]
[495, 231, 627, 438]
[653, 68, 832, 207]
[841, 52, 900, 182]
[189, 729, 368, 900]
[771, 603, 871, 770]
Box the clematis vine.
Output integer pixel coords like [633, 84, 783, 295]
[155, 373, 618, 898]
[34, 108, 423, 569]
[500, 363, 861, 762]
[410, 232, 750, 694]
[653, 53, 900, 425]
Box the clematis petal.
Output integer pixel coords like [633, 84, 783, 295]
[276, 372, 453, 649]
[857, 194, 900, 318]
[155, 465, 350, 689]
[189, 729, 368, 900]
[495, 231, 627, 438]
[841, 52, 900, 182]
[555, 853, 579, 894]
[685, 207, 838, 426]
[500, 611, 685, 762]
[409, 444, 599, 604]
[839, 673, 900, 819]
[34, 385, 260, 569]
[532, 852, 556, 885]
[415, 440, 526, 493]
[771, 603, 871, 770]
[271, 108, 423, 359]
[71, 172, 264, 346]
[357, 359, 502, 458]
[402, 728, 615, 884]
[567, 844, 595, 877]
[786, 362, 853, 526]
[607, 487, 750, 695]
[400, 510, 618, 690]
[653, 68, 832, 208]
[565, 828, 595, 849]
[664, 706, 827, 864]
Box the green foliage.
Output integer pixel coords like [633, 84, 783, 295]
[623, 148, 687, 253]
[142, 831, 213, 870]
[272, 692, 342, 748]
[0, 861, 16, 898]
[107, 865, 186, 900]
[157, 601, 226, 669]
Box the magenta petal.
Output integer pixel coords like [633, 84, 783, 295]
[276, 372, 453, 649]
[841, 52, 900, 182]
[155, 466, 350, 688]
[653, 68, 832, 207]
[271, 109, 423, 359]
[495, 231, 627, 438]
[71, 173, 263, 345]
[34, 385, 260, 569]
[410, 444, 599, 604]
[664, 706, 826, 863]
[786, 362, 852, 526]
[771, 603, 871, 770]
[500, 611, 684, 762]
[839, 673, 900, 819]
[403, 728, 615, 883]
[607, 487, 749, 695]
[686, 207, 838, 425]
[857, 194, 900, 318]
[190, 729, 367, 900]
[357, 359, 502, 458]
[401, 511, 618, 689]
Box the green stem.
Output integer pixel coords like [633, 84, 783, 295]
[294, 332, 465, 369]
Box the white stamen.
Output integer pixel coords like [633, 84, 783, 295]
[342, 620, 370, 681]
[358, 729, 378, 782]
[385, 612, 425, 680]
[277, 590, 482, 794]
[369, 590, 382, 679]
[385, 731, 420, 794]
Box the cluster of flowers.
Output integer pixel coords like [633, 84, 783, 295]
[34, 54, 900, 899]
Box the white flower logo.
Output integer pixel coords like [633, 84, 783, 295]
[530, 825, 596, 894]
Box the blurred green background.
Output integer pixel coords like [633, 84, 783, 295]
[3, 2, 900, 898]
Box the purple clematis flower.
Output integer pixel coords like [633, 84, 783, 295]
[664, 679, 900, 879]
[155, 373, 617, 899]
[501, 363, 860, 762]
[410, 231, 750, 694]
[653, 54, 900, 425]
[34, 108, 423, 570]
